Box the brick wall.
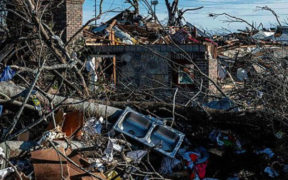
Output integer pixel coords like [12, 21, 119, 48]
[66, 0, 85, 42]
[52, 0, 84, 42]
[6, 0, 85, 42]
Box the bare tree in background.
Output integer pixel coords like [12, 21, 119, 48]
[165, 0, 179, 26]
[165, 0, 203, 26]
[257, 6, 282, 26]
[127, 0, 139, 14]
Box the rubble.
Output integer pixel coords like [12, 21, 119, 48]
[0, 0, 287, 179]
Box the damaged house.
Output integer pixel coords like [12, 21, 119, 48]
[4, 1, 218, 102]
[88, 43, 218, 98]
[84, 10, 219, 101]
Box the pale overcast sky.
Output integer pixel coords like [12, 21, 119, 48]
[83, 0, 288, 32]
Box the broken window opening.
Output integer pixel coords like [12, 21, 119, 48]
[87, 55, 117, 91]
[178, 65, 195, 85]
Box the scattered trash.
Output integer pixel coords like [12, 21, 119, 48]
[32, 95, 41, 111]
[256, 91, 264, 99]
[106, 170, 121, 180]
[0, 167, 14, 180]
[1, 2, 288, 180]
[90, 159, 105, 172]
[209, 129, 245, 154]
[218, 65, 227, 80]
[83, 117, 104, 136]
[0, 66, 16, 82]
[274, 131, 285, 139]
[0, 147, 5, 165]
[86, 56, 98, 91]
[103, 138, 123, 162]
[236, 68, 248, 81]
[126, 150, 147, 164]
[181, 147, 209, 179]
[264, 166, 279, 178]
[159, 157, 181, 174]
[256, 148, 274, 159]
[37, 130, 65, 145]
[205, 98, 237, 111]
[113, 26, 136, 45]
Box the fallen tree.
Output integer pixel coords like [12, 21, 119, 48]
[0, 81, 122, 118]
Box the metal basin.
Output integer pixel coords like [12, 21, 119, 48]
[150, 126, 180, 153]
[118, 112, 152, 138]
[114, 107, 185, 157]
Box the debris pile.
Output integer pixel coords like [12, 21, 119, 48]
[0, 0, 287, 180]
[84, 10, 215, 46]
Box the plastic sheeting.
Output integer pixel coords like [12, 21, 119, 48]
[0, 147, 5, 165]
[181, 147, 209, 169]
[113, 26, 134, 45]
[159, 157, 181, 174]
[264, 167, 279, 178]
[256, 148, 274, 159]
[126, 150, 147, 164]
[0, 66, 16, 82]
[218, 65, 227, 80]
[92, 24, 108, 33]
[0, 167, 14, 180]
[85, 57, 98, 91]
[83, 117, 104, 135]
[236, 68, 248, 81]
[205, 98, 237, 111]
[103, 138, 123, 162]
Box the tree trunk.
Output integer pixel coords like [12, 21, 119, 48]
[165, 0, 179, 26]
[0, 82, 122, 119]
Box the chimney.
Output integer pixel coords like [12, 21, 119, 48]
[53, 0, 85, 42]
[65, 0, 85, 41]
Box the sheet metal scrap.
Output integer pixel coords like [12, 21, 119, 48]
[31, 148, 107, 180]
[31, 148, 69, 180]
[62, 111, 84, 138]
[66, 149, 107, 180]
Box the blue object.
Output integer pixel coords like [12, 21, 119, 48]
[91, 24, 108, 33]
[256, 148, 274, 159]
[0, 105, 3, 116]
[94, 121, 102, 134]
[19, 89, 37, 97]
[264, 167, 279, 178]
[0, 66, 16, 82]
[205, 98, 238, 111]
[182, 147, 209, 169]
[159, 157, 181, 174]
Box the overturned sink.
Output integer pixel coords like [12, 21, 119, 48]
[114, 107, 185, 158]
[150, 126, 180, 152]
[118, 112, 152, 138]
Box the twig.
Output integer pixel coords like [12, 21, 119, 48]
[171, 88, 178, 127]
